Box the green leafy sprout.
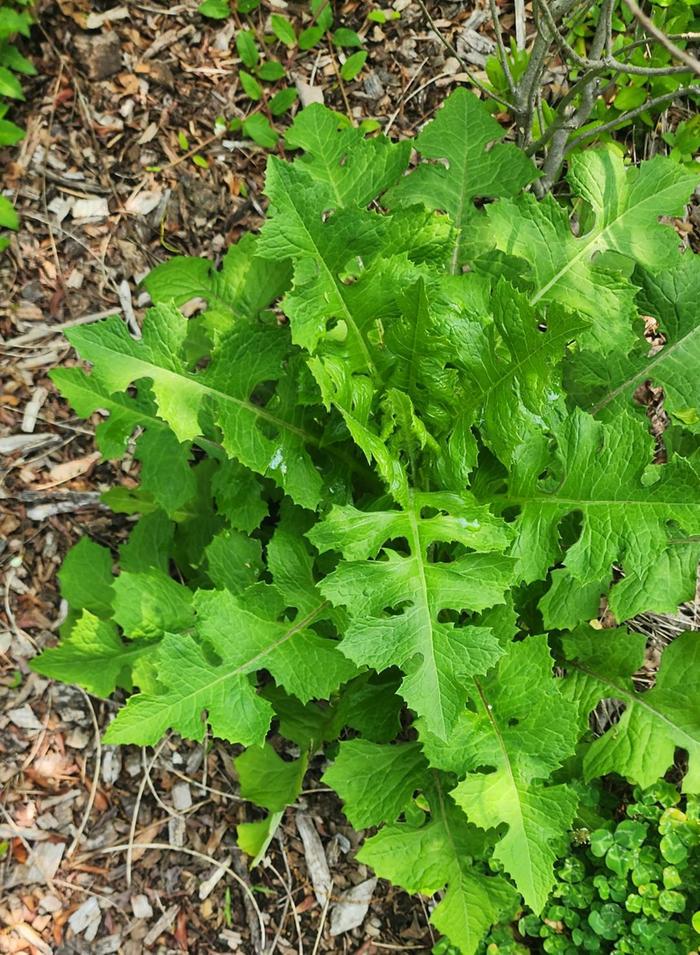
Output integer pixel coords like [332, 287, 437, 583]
[434, 783, 700, 954]
[195, 0, 390, 149]
[34, 90, 700, 953]
[0, 0, 35, 250]
[485, 0, 700, 145]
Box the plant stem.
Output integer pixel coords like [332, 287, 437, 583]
[622, 0, 700, 76]
[565, 83, 700, 151]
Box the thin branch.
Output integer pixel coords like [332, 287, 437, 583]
[514, 0, 527, 50]
[578, 0, 614, 92]
[566, 83, 700, 150]
[81, 842, 267, 949]
[415, 0, 518, 111]
[604, 0, 613, 56]
[65, 689, 101, 858]
[126, 737, 169, 886]
[615, 31, 700, 58]
[489, 0, 516, 93]
[266, 852, 304, 955]
[537, 0, 590, 68]
[517, 0, 582, 140]
[311, 878, 333, 955]
[325, 34, 353, 120]
[384, 55, 430, 134]
[604, 58, 691, 76]
[525, 67, 606, 154]
[539, 0, 689, 76]
[526, 0, 697, 181]
[536, 0, 614, 192]
[622, 0, 700, 76]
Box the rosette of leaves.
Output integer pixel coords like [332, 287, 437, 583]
[34, 91, 700, 953]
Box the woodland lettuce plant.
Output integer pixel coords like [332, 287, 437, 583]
[34, 89, 700, 953]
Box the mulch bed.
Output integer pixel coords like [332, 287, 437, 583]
[1, 1, 697, 952]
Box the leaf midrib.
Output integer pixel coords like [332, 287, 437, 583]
[56, 370, 228, 463]
[306, 145, 346, 210]
[159, 601, 330, 709]
[589, 325, 700, 416]
[448, 136, 470, 275]
[407, 492, 446, 739]
[57, 375, 170, 433]
[529, 179, 685, 306]
[473, 679, 535, 892]
[432, 773, 478, 946]
[570, 659, 698, 750]
[276, 172, 381, 382]
[79, 339, 316, 444]
[472, 320, 580, 407]
[508, 495, 695, 508]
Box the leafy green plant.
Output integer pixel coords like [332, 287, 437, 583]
[567, 0, 700, 121]
[196, 0, 379, 147]
[35, 90, 700, 953]
[463, 0, 700, 191]
[0, 0, 35, 250]
[435, 783, 700, 953]
[662, 114, 700, 169]
[517, 782, 700, 953]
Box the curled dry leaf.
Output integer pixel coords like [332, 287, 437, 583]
[330, 877, 378, 936]
[295, 812, 332, 908]
[34, 452, 101, 490]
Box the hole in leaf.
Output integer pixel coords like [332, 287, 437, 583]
[558, 510, 584, 549]
[437, 609, 460, 624]
[383, 599, 412, 617]
[420, 505, 441, 520]
[384, 537, 410, 556]
[590, 698, 626, 737]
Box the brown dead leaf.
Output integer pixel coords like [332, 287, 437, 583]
[67, 863, 109, 878]
[174, 910, 188, 951]
[54, 86, 74, 108]
[52, 908, 70, 946]
[130, 819, 167, 861]
[116, 72, 141, 96]
[55, 0, 90, 27]
[81, 775, 109, 813]
[33, 452, 101, 490]
[295, 895, 316, 914]
[26, 752, 77, 787]
[11, 839, 28, 864]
